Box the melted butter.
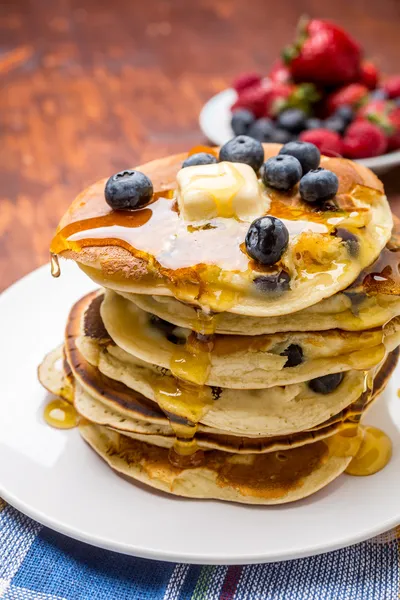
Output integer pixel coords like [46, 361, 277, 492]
[44, 398, 78, 429]
[345, 426, 392, 476]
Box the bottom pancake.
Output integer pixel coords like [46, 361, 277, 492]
[79, 421, 363, 505]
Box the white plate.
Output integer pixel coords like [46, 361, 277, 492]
[1, 262, 400, 564]
[199, 89, 400, 175]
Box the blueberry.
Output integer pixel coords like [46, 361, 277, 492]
[247, 118, 275, 142]
[269, 128, 294, 144]
[335, 105, 354, 124]
[253, 270, 291, 294]
[279, 141, 320, 174]
[280, 344, 303, 368]
[395, 98, 400, 108]
[335, 228, 359, 257]
[262, 155, 302, 191]
[245, 216, 289, 265]
[308, 372, 344, 394]
[299, 168, 339, 203]
[324, 116, 347, 135]
[149, 315, 186, 345]
[182, 152, 218, 168]
[231, 109, 256, 136]
[219, 135, 264, 172]
[305, 117, 323, 130]
[369, 89, 388, 101]
[105, 170, 153, 210]
[276, 108, 307, 134]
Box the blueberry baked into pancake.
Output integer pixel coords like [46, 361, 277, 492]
[39, 138, 399, 504]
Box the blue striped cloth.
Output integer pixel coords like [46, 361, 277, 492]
[1, 498, 398, 599]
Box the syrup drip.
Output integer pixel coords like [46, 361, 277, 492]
[50, 253, 61, 278]
[345, 426, 392, 476]
[151, 319, 216, 466]
[347, 245, 400, 294]
[44, 398, 78, 429]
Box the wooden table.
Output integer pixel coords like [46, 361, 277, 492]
[1, 0, 399, 290]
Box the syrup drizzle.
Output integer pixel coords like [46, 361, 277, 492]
[43, 398, 78, 429]
[50, 253, 61, 278]
[49, 176, 359, 309]
[345, 426, 392, 476]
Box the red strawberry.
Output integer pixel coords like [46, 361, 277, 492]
[383, 76, 400, 99]
[357, 99, 387, 121]
[342, 121, 388, 158]
[231, 84, 272, 118]
[268, 60, 292, 84]
[283, 18, 361, 86]
[356, 100, 400, 151]
[232, 73, 262, 94]
[299, 129, 343, 157]
[359, 61, 379, 90]
[326, 84, 368, 115]
[387, 107, 400, 150]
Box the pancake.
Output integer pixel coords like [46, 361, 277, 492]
[50, 145, 392, 317]
[63, 289, 399, 437]
[79, 421, 364, 505]
[38, 345, 73, 402]
[100, 289, 400, 388]
[118, 215, 400, 335]
[39, 143, 399, 505]
[122, 291, 400, 335]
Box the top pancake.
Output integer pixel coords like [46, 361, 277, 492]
[51, 144, 393, 317]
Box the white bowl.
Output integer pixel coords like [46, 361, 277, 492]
[199, 88, 400, 175]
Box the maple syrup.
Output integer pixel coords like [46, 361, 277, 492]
[49, 178, 356, 309]
[345, 426, 392, 476]
[50, 253, 60, 278]
[44, 398, 78, 429]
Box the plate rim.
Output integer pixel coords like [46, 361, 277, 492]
[199, 88, 400, 170]
[2, 471, 400, 565]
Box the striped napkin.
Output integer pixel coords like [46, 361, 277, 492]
[1, 499, 398, 599]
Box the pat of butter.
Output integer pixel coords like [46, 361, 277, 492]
[176, 162, 268, 222]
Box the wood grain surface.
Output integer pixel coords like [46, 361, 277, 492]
[1, 0, 400, 290]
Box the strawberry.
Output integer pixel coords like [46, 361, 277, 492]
[326, 84, 368, 115]
[232, 73, 262, 94]
[268, 60, 292, 84]
[356, 99, 387, 121]
[283, 18, 361, 86]
[359, 61, 379, 90]
[299, 129, 343, 157]
[231, 84, 273, 118]
[387, 107, 400, 150]
[231, 81, 319, 118]
[383, 75, 400, 99]
[342, 121, 388, 158]
[356, 100, 400, 151]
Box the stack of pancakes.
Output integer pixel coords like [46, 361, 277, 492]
[39, 144, 400, 504]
